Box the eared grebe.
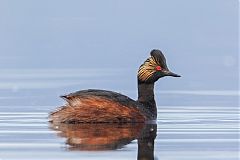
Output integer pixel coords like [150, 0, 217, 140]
[49, 49, 180, 123]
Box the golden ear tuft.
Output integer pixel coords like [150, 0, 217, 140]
[138, 56, 159, 82]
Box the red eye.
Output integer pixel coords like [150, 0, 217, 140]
[156, 66, 162, 71]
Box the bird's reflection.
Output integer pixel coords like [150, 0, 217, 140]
[50, 122, 157, 160]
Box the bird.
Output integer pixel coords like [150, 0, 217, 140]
[49, 49, 180, 123]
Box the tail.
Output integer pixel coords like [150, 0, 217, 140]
[60, 95, 69, 100]
[60, 95, 76, 106]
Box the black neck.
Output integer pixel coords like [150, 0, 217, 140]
[137, 81, 157, 118]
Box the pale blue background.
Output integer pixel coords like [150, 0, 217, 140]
[0, 0, 238, 91]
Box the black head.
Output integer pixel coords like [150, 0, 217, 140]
[138, 49, 180, 83]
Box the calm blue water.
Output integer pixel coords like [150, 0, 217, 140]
[0, 69, 238, 160]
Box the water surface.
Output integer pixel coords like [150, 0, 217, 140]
[0, 69, 238, 160]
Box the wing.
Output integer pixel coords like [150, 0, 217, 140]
[61, 89, 138, 108]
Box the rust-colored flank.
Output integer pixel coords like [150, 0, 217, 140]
[50, 94, 146, 123]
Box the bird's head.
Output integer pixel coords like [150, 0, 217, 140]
[138, 49, 181, 83]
